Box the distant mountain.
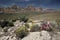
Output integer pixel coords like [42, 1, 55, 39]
[0, 5, 59, 13]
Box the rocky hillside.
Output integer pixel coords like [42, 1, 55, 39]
[0, 19, 60, 40]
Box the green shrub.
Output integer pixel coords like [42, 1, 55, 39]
[0, 20, 9, 28]
[8, 22, 14, 27]
[20, 16, 29, 23]
[25, 23, 29, 28]
[0, 20, 14, 28]
[30, 25, 40, 32]
[48, 21, 59, 32]
[12, 19, 16, 22]
[15, 26, 29, 39]
[56, 19, 60, 26]
[56, 19, 60, 31]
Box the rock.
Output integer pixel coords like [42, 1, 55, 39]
[0, 32, 4, 35]
[40, 30, 51, 40]
[22, 30, 51, 40]
[0, 21, 23, 40]
[51, 32, 60, 40]
[0, 35, 17, 40]
[22, 32, 40, 40]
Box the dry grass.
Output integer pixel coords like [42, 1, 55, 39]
[0, 12, 60, 21]
[30, 12, 60, 21]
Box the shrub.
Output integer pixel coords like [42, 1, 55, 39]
[0, 20, 14, 28]
[12, 19, 16, 22]
[8, 22, 14, 27]
[50, 22, 59, 31]
[15, 26, 29, 39]
[20, 16, 29, 23]
[25, 23, 29, 28]
[56, 19, 60, 31]
[30, 25, 40, 32]
[0, 20, 9, 28]
[56, 19, 60, 26]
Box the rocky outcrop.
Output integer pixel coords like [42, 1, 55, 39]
[0, 21, 60, 40]
[22, 30, 60, 40]
[22, 30, 51, 40]
[0, 22, 22, 40]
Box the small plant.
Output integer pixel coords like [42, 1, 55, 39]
[12, 19, 16, 22]
[56, 19, 60, 31]
[0, 20, 14, 28]
[15, 26, 29, 39]
[8, 22, 14, 27]
[25, 23, 29, 28]
[30, 25, 40, 32]
[20, 16, 29, 23]
[56, 19, 60, 26]
[0, 20, 9, 28]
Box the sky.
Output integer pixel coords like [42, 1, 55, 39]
[0, 0, 60, 10]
